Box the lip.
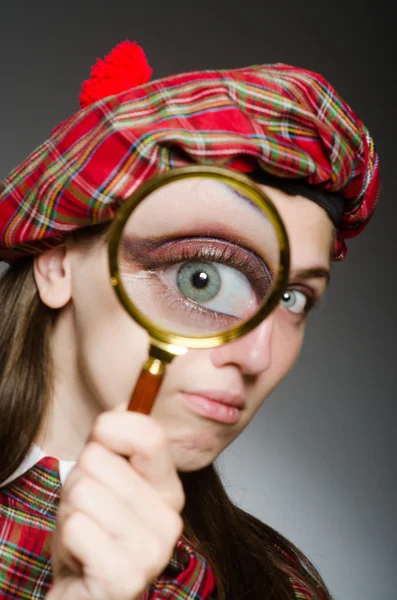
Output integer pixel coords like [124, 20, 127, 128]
[181, 390, 246, 424]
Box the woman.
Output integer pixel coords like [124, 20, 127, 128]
[0, 41, 379, 599]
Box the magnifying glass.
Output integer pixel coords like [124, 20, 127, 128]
[108, 166, 290, 415]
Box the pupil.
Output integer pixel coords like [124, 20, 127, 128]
[192, 271, 209, 289]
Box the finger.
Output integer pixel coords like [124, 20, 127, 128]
[80, 441, 184, 515]
[84, 404, 126, 445]
[61, 511, 171, 599]
[90, 412, 183, 503]
[63, 469, 183, 545]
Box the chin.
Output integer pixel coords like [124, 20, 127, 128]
[170, 434, 222, 472]
[175, 452, 215, 472]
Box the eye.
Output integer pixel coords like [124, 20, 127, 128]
[118, 236, 274, 334]
[280, 289, 308, 314]
[162, 260, 257, 318]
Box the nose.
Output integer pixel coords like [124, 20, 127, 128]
[210, 313, 275, 376]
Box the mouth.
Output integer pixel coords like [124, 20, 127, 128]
[181, 389, 246, 424]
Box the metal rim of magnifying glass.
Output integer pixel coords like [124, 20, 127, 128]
[108, 165, 290, 354]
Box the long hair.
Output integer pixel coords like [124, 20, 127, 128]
[0, 257, 56, 484]
[0, 232, 333, 599]
[180, 466, 332, 599]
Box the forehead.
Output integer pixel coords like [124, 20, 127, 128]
[259, 185, 334, 269]
[122, 177, 281, 264]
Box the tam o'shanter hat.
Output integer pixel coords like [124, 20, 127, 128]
[0, 40, 380, 263]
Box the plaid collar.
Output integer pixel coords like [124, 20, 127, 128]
[0, 444, 75, 488]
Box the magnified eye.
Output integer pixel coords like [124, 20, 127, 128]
[162, 260, 256, 318]
[119, 235, 274, 335]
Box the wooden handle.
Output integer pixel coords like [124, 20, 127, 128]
[127, 359, 165, 415]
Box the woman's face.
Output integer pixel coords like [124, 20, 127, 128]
[51, 182, 333, 472]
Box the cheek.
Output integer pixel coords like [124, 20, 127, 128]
[276, 319, 305, 374]
[72, 259, 150, 409]
[80, 314, 149, 409]
[251, 318, 305, 409]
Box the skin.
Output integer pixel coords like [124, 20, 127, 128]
[34, 184, 333, 599]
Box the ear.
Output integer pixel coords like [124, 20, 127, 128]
[33, 245, 72, 309]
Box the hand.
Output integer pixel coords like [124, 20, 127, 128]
[47, 412, 185, 600]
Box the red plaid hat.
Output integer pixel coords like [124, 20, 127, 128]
[0, 41, 380, 262]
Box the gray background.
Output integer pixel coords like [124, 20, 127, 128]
[0, 2, 395, 598]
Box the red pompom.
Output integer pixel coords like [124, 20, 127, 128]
[79, 40, 153, 108]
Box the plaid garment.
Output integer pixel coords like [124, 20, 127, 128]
[0, 457, 59, 598]
[0, 457, 217, 599]
[0, 457, 321, 599]
[0, 62, 379, 263]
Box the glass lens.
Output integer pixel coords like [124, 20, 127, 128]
[116, 175, 283, 337]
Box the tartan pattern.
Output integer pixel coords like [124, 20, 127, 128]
[0, 458, 217, 599]
[141, 539, 217, 600]
[0, 63, 379, 262]
[0, 457, 59, 599]
[0, 457, 320, 599]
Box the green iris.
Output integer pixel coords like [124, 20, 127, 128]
[281, 291, 298, 309]
[177, 261, 221, 304]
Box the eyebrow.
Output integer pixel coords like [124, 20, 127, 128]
[231, 189, 265, 216]
[289, 266, 331, 287]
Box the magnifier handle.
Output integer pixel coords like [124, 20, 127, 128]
[127, 358, 166, 415]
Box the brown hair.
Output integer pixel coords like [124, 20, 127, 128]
[0, 234, 333, 599]
[0, 257, 56, 484]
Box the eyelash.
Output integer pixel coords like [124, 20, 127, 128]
[281, 285, 319, 318]
[119, 236, 277, 330]
[125, 237, 273, 301]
